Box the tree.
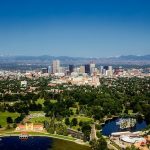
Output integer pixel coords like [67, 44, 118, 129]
[134, 103, 142, 113]
[65, 118, 70, 126]
[55, 123, 67, 135]
[71, 118, 78, 126]
[76, 109, 79, 114]
[90, 138, 108, 150]
[81, 122, 91, 141]
[14, 114, 25, 123]
[6, 124, 11, 129]
[79, 121, 83, 126]
[6, 117, 13, 124]
[13, 123, 17, 128]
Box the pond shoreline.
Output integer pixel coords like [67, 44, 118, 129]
[0, 131, 89, 146]
[0, 135, 91, 150]
[102, 117, 148, 136]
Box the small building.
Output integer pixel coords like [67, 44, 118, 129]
[21, 81, 27, 88]
[16, 123, 44, 132]
[120, 135, 146, 144]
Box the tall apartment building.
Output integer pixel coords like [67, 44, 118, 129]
[51, 60, 60, 74]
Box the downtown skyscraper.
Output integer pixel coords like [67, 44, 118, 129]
[51, 60, 60, 74]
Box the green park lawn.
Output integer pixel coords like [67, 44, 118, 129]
[29, 111, 44, 114]
[28, 110, 49, 123]
[67, 115, 94, 130]
[0, 112, 20, 127]
[70, 115, 93, 123]
[29, 116, 50, 123]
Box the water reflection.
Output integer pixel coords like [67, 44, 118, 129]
[102, 118, 147, 136]
[0, 136, 52, 150]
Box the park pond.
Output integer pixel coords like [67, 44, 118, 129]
[102, 117, 148, 136]
[0, 136, 91, 150]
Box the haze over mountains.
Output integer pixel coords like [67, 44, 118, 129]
[0, 55, 150, 65]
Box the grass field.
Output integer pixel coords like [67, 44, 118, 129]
[29, 116, 50, 123]
[67, 115, 94, 130]
[70, 115, 93, 123]
[0, 112, 20, 127]
[29, 111, 44, 114]
[28, 110, 49, 123]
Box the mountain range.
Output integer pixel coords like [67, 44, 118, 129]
[0, 55, 150, 65]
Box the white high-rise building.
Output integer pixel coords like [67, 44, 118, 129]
[108, 66, 113, 77]
[90, 63, 96, 74]
[108, 66, 112, 71]
[51, 60, 60, 74]
[48, 66, 51, 74]
[90, 63, 95, 68]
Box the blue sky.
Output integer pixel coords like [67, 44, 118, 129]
[0, 0, 150, 57]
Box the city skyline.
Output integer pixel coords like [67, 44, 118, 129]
[0, 0, 150, 57]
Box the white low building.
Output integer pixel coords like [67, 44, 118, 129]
[120, 135, 146, 144]
[21, 81, 27, 87]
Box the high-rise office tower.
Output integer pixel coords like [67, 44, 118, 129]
[90, 63, 96, 74]
[90, 63, 95, 69]
[85, 64, 90, 74]
[100, 66, 104, 74]
[80, 66, 85, 74]
[104, 66, 113, 77]
[69, 65, 74, 73]
[48, 66, 51, 74]
[41, 68, 48, 74]
[108, 66, 112, 71]
[51, 60, 60, 74]
[104, 66, 109, 70]
[59, 67, 65, 73]
[108, 66, 113, 76]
